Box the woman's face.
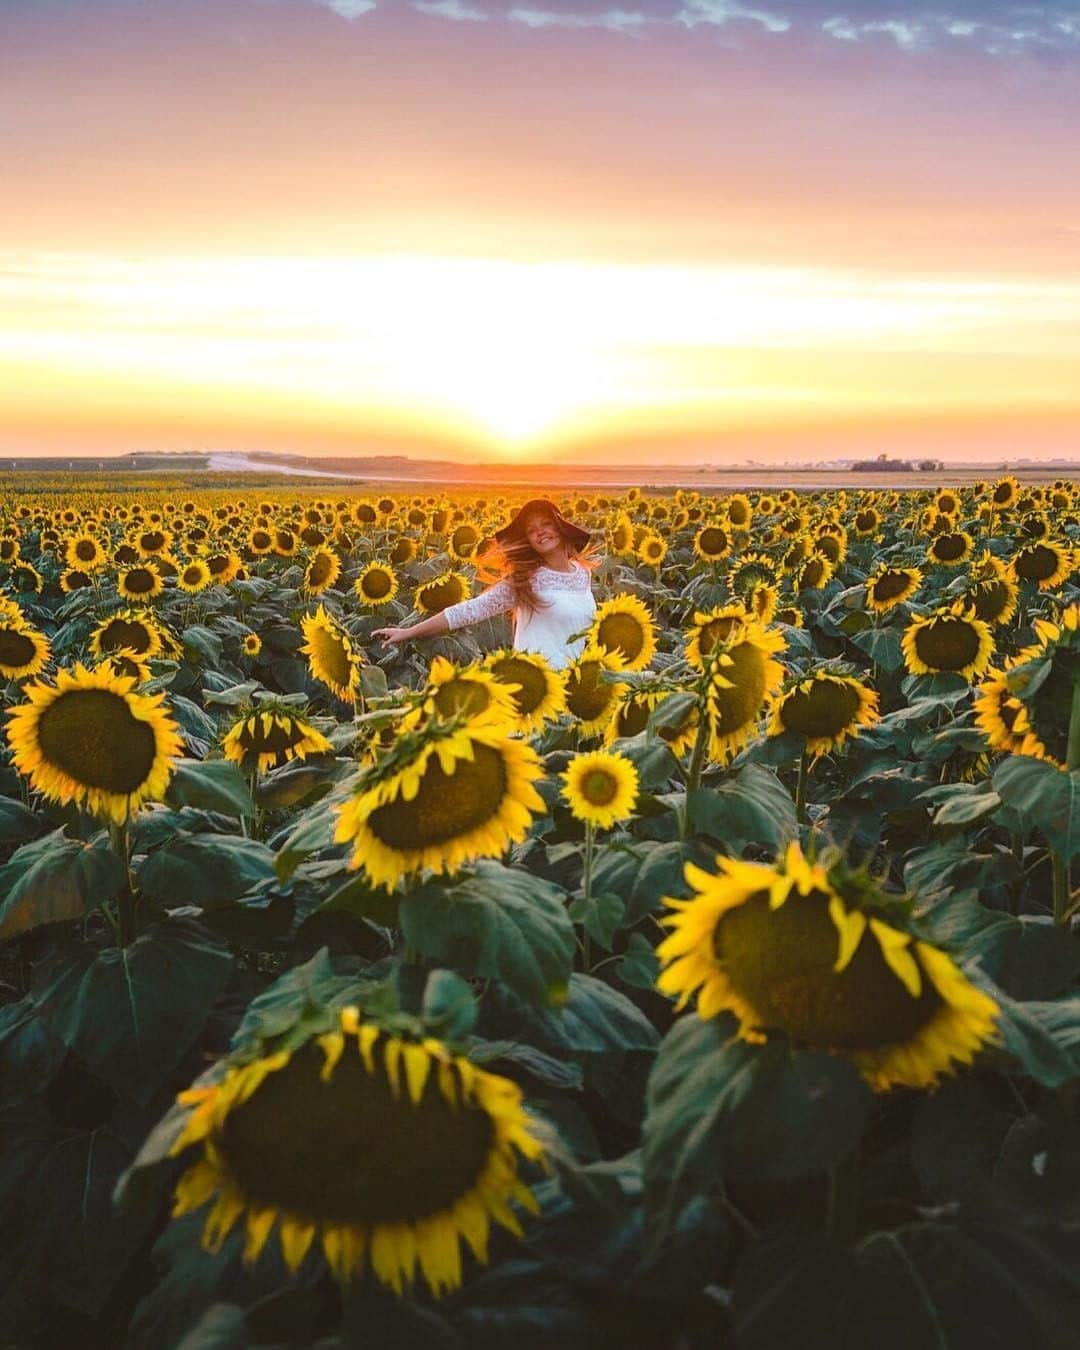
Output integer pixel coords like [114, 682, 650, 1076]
[523, 511, 563, 558]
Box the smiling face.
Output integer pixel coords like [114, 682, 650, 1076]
[523, 511, 564, 560]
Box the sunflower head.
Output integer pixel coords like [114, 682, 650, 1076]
[1003, 606, 1080, 764]
[300, 605, 361, 703]
[609, 512, 635, 555]
[769, 672, 879, 757]
[704, 619, 786, 762]
[657, 841, 999, 1092]
[334, 716, 546, 890]
[727, 552, 777, 598]
[415, 572, 469, 615]
[563, 646, 624, 735]
[355, 562, 399, 608]
[304, 548, 342, 595]
[1008, 541, 1072, 591]
[990, 476, 1019, 509]
[927, 531, 973, 567]
[636, 532, 667, 567]
[177, 559, 213, 594]
[901, 603, 994, 681]
[222, 704, 334, 775]
[0, 620, 51, 680]
[561, 749, 639, 830]
[864, 565, 921, 614]
[693, 523, 732, 562]
[684, 603, 749, 672]
[482, 649, 566, 734]
[5, 662, 182, 822]
[242, 632, 262, 657]
[89, 609, 164, 660]
[421, 655, 519, 728]
[169, 1007, 544, 1296]
[589, 594, 657, 672]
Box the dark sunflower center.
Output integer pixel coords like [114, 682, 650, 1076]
[855, 511, 877, 532]
[238, 716, 313, 759]
[308, 554, 334, 586]
[596, 612, 645, 663]
[1012, 545, 1060, 582]
[566, 660, 616, 723]
[871, 570, 911, 602]
[582, 769, 618, 805]
[65, 570, 92, 589]
[433, 679, 492, 718]
[714, 889, 942, 1050]
[993, 483, 1014, 505]
[798, 558, 827, 590]
[182, 567, 204, 586]
[914, 617, 980, 672]
[74, 539, 97, 561]
[780, 679, 861, 739]
[140, 532, 166, 552]
[932, 534, 966, 562]
[419, 577, 466, 612]
[98, 619, 154, 654]
[968, 580, 1011, 623]
[124, 568, 157, 594]
[362, 569, 393, 599]
[816, 535, 842, 562]
[251, 531, 272, 550]
[220, 1040, 495, 1225]
[490, 657, 547, 715]
[709, 641, 767, 732]
[699, 527, 729, 555]
[208, 555, 230, 576]
[36, 688, 157, 793]
[369, 742, 509, 849]
[0, 628, 36, 668]
[615, 696, 651, 738]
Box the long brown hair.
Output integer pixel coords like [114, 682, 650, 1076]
[476, 510, 595, 616]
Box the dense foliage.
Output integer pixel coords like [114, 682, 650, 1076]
[1, 475, 1080, 1349]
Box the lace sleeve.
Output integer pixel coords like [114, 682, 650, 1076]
[443, 578, 515, 631]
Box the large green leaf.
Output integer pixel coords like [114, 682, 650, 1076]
[993, 756, 1080, 858]
[165, 759, 254, 818]
[687, 763, 797, 852]
[137, 833, 276, 907]
[0, 795, 48, 847]
[31, 916, 233, 1104]
[734, 1233, 857, 1350]
[400, 862, 576, 1008]
[0, 831, 125, 940]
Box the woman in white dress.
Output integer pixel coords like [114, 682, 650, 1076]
[372, 499, 596, 670]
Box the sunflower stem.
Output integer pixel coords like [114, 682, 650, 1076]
[681, 690, 711, 839]
[795, 746, 812, 825]
[109, 820, 136, 946]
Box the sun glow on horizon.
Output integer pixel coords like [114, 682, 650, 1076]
[3, 251, 1080, 460]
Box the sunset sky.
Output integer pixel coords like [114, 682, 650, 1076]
[2, 0, 1079, 464]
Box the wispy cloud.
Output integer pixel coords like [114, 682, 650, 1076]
[505, 7, 653, 32]
[317, 0, 377, 18]
[413, 0, 489, 19]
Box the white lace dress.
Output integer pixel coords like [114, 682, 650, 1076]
[442, 562, 596, 670]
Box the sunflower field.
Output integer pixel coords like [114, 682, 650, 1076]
[3, 476, 1080, 1348]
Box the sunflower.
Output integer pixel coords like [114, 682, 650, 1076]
[693, 523, 732, 563]
[609, 512, 635, 555]
[864, 565, 922, 614]
[300, 606, 361, 703]
[747, 582, 779, 625]
[222, 706, 334, 775]
[97, 648, 152, 684]
[768, 673, 879, 757]
[481, 649, 565, 734]
[989, 476, 1019, 510]
[724, 493, 752, 529]
[964, 575, 1019, 627]
[684, 604, 749, 672]
[794, 554, 834, 592]
[901, 604, 994, 681]
[813, 530, 847, 566]
[89, 610, 164, 660]
[0, 537, 19, 564]
[242, 633, 262, 658]
[561, 750, 639, 829]
[248, 527, 273, 555]
[206, 551, 243, 585]
[727, 552, 777, 599]
[973, 663, 1031, 756]
[637, 532, 667, 567]
[59, 567, 93, 593]
[656, 842, 999, 1092]
[0, 621, 51, 680]
[304, 548, 342, 595]
[169, 1008, 544, 1296]
[927, 531, 974, 567]
[1009, 541, 1072, 591]
[589, 594, 657, 672]
[852, 507, 881, 537]
[177, 559, 213, 593]
[563, 647, 624, 735]
[415, 655, 519, 729]
[354, 562, 399, 608]
[415, 572, 470, 615]
[933, 488, 962, 517]
[118, 563, 164, 601]
[64, 533, 107, 571]
[334, 718, 546, 890]
[449, 524, 480, 561]
[273, 528, 299, 557]
[9, 563, 42, 594]
[5, 663, 182, 823]
[704, 620, 786, 762]
[135, 528, 173, 558]
[1004, 607, 1080, 764]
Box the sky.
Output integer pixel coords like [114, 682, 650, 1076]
[2, 0, 1079, 465]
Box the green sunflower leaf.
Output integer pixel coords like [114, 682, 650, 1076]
[0, 830, 126, 940]
[164, 758, 255, 818]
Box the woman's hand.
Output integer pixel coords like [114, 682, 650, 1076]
[371, 626, 411, 646]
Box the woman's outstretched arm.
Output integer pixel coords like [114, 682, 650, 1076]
[371, 612, 449, 647]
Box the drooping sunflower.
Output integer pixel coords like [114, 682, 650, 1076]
[96, 647, 152, 684]
[5, 662, 182, 822]
[449, 524, 480, 561]
[117, 563, 164, 602]
[973, 662, 1031, 757]
[725, 494, 753, 529]
[588, 594, 657, 672]
[604, 685, 700, 758]
[1003, 607, 1080, 764]
[222, 705, 334, 775]
[794, 554, 834, 592]
[609, 512, 635, 555]
[927, 531, 974, 567]
[0, 537, 19, 564]
[334, 717, 546, 890]
[693, 523, 732, 563]
[964, 574, 1019, 627]
[169, 1008, 544, 1296]
[705, 620, 786, 762]
[0, 620, 51, 680]
[390, 535, 417, 566]
[1008, 541, 1072, 591]
[355, 561, 400, 608]
[656, 842, 999, 1093]
[89, 610, 164, 660]
[684, 604, 749, 672]
[482, 649, 566, 735]
[768, 673, 879, 757]
[852, 507, 881, 538]
[300, 606, 361, 703]
[177, 559, 213, 594]
[303, 548, 342, 595]
[864, 565, 922, 614]
[561, 750, 639, 829]
[563, 647, 624, 735]
[9, 563, 42, 594]
[415, 572, 470, 615]
[989, 476, 1020, 510]
[901, 604, 994, 681]
[419, 655, 519, 728]
[727, 552, 777, 599]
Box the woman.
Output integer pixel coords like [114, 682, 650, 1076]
[372, 499, 596, 670]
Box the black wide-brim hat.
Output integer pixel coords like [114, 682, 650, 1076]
[494, 498, 590, 552]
